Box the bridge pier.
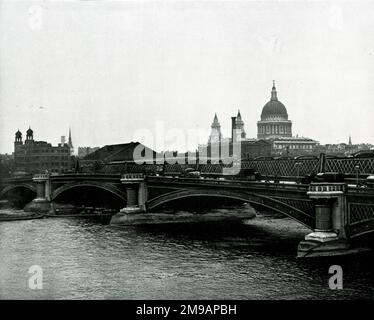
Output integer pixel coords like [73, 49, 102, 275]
[297, 182, 369, 258]
[24, 174, 52, 213]
[110, 174, 147, 225]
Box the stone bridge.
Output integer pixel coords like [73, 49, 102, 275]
[1, 157, 374, 257]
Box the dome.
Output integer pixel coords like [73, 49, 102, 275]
[261, 100, 288, 121]
[260, 81, 288, 121]
[26, 127, 33, 135]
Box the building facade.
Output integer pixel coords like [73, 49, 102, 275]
[13, 128, 73, 174]
[78, 146, 100, 158]
[0, 153, 14, 179]
[272, 136, 318, 155]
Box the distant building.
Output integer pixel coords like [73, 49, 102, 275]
[257, 81, 292, 140]
[257, 81, 319, 155]
[78, 146, 100, 158]
[81, 142, 160, 164]
[13, 128, 73, 174]
[239, 139, 272, 159]
[0, 153, 14, 179]
[272, 137, 319, 155]
[317, 138, 374, 156]
[199, 112, 272, 161]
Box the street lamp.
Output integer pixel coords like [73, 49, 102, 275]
[354, 165, 360, 187]
[295, 162, 302, 177]
[294, 162, 302, 183]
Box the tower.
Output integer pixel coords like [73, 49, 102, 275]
[209, 113, 222, 143]
[14, 129, 23, 147]
[235, 110, 246, 140]
[25, 127, 34, 144]
[68, 127, 74, 155]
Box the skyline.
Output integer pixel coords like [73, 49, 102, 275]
[1, 0, 374, 154]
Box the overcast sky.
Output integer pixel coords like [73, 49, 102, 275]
[1, 0, 374, 154]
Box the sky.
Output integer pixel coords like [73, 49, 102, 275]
[1, 0, 374, 154]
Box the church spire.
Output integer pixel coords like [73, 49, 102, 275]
[68, 127, 74, 155]
[271, 80, 278, 101]
[209, 113, 222, 143]
[237, 109, 242, 120]
[235, 109, 246, 140]
[212, 113, 220, 127]
[213, 113, 219, 124]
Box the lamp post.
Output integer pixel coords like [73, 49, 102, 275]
[354, 165, 360, 187]
[295, 162, 302, 177]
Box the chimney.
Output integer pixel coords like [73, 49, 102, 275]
[231, 116, 237, 143]
[61, 136, 66, 145]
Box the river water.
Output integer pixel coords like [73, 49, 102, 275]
[0, 207, 373, 300]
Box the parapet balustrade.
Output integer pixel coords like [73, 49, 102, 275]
[32, 173, 50, 181]
[308, 183, 346, 193]
[121, 173, 144, 181]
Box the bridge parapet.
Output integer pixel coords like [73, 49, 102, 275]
[113, 173, 147, 217]
[298, 181, 350, 257]
[32, 173, 50, 182]
[121, 173, 144, 183]
[31, 174, 51, 202]
[308, 183, 346, 197]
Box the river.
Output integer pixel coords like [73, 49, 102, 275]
[0, 207, 373, 299]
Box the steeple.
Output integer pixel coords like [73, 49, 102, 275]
[349, 135, 352, 145]
[236, 109, 242, 120]
[213, 113, 218, 124]
[271, 80, 278, 101]
[235, 109, 246, 140]
[211, 113, 220, 128]
[68, 127, 74, 155]
[209, 113, 222, 143]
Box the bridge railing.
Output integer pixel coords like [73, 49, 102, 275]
[325, 157, 374, 176]
[146, 176, 310, 191]
[83, 154, 374, 178]
[240, 158, 319, 177]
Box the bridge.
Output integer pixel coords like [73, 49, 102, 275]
[1, 153, 374, 258]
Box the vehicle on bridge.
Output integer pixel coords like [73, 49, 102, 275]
[184, 168, 201, 178]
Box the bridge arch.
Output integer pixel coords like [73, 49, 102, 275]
[51, 181, 126, 202]
[0, 183, 37, 198]
[147, 189, 315, 229]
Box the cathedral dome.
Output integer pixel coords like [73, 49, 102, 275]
[261, 100, 288, 121]
[260, 81, 288, 121]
